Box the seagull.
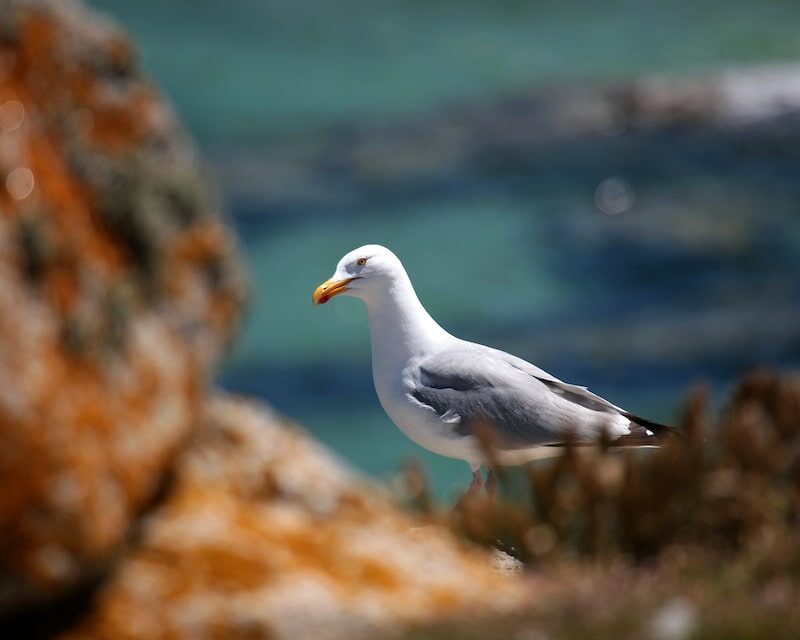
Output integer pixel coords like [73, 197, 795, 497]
[312, 245, 674, 496]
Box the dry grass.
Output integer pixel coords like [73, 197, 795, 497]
[402, 370, 800, 639]
[447, 371, 800, 562]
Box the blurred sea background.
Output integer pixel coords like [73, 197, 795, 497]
[89, 0, 800, 498]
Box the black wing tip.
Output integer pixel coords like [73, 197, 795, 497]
[621, 412, 678, 439]
[540, 414, 678, 450]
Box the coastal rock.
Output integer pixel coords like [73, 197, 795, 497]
[0, 0, 244, 612]
[64, 396, 531, 640]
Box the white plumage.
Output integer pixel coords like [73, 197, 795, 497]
[313, 244, 670, 493]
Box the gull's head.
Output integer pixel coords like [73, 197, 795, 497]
[313, 244, 404, 305]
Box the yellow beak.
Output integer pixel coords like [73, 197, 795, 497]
[312, 277, 355, 305]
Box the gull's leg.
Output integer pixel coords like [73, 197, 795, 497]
[485, 468, 497, 498]
[466, 468, 483, 496]
[455, 465, 484, 508]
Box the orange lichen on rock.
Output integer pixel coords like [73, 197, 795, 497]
[13, 8, 152, 153]
[64, 397, 531, 640]
[0, 1, 525, 635]
[0, 0, 245, 613]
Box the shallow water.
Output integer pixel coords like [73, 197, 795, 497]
[91, 0, 800, 497]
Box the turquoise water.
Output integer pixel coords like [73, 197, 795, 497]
[92, 0, 800, 145]
[90, 0, 800, 498]
[228, 201, 558, 371]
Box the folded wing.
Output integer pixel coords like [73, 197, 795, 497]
[406, 342, 670, 449]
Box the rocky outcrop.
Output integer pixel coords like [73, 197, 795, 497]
[0, 0, 244, 612]
[63, 397, 528, 640]
[0, 0, 531, 635]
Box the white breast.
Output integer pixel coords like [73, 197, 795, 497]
[361, 268, 481, 465]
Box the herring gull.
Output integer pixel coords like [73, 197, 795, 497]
[313, 245, 674, 495]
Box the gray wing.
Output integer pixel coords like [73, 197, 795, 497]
[406, 342, 630, 449]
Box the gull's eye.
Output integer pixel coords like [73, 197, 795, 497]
[356, 257, 368, 266]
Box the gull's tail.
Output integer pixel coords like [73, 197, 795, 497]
[544, 412, 678, 449]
